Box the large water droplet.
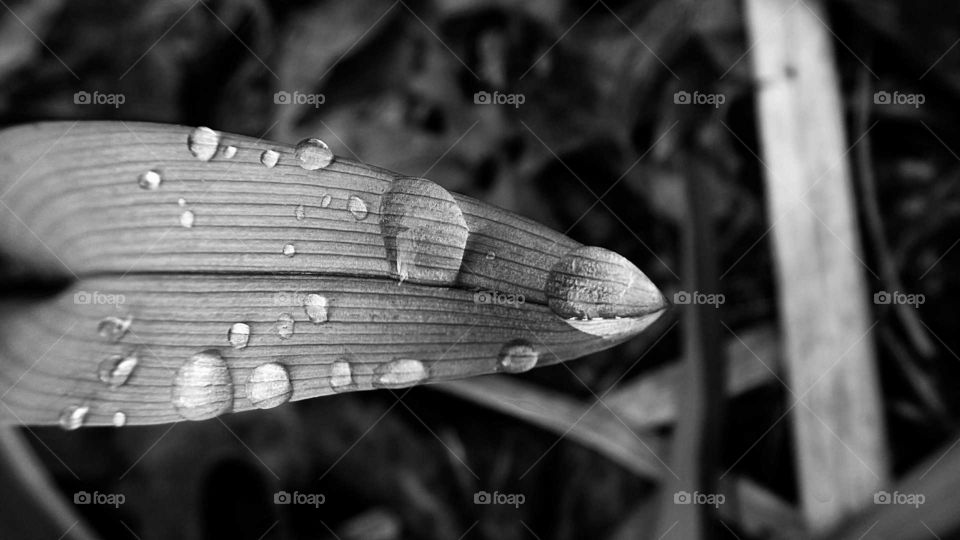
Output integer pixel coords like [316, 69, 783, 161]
[303, 294, 329, 324]
[373, 359, 427, 389]
[227, 322, 251, 349]
[348, 196, 368, 220]
[246, 363, 293, 409]
[260, 149, 279, 168]
[171, 349, 233, 421]
[380, 177, 468, 284]
[329, 361, 353, 390]
[295, 204, 306, 221]
[320, 194, 332, 208]
[498, 340, 539, 373]
[221, 145, 237, 159]
[98, 351, 138, 388]
[59, 405, 89, 430]
[97, 315, 132, 342]
[180, 210, 195, 228]
[187, 126, 220, 161]
[112, 411, 127, 427]
[138, 170, 162, 190]
[294, 138, 333, 170]
[276, 313, 295, 339]
[282, 243, 296, 257]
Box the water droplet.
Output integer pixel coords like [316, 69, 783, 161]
[178, 198, 187, 207]
[329, 361, 353, 390]
[260, 149, 279, 168]
[276, 313, 295, 339]
[282, 243, 296, 257]
[221, 145, 237, 159]
[112, 411, 127, 427]
[295, 204, 306, 221]
[498, 340, 539, 373]
[246, 363, 293, 409]
[320, 194, 332, 208]
[227, 322, 251, 349]
[171, 349, 233, 421]
[59, 405, 89, 430]
[380, 177, 468, 284]
[373, 359, 427, 389]
[348, 196, 368, 220]
[294, 138, 333, 170]
[180, 210, 195, 228]
[303, 294, 329, 324]
[138, 170, 162, 190]
[187, 126, 220, 161]
[486, 252, 496, 261]
[97, 315, 132, 342]
[98, 351, 138, 388]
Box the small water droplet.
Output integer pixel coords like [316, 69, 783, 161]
[180, 210, 195, 228]
[98, 351, 138, 388]
[178, 198, 187, 207]
[282, 243, 296, 257]
[227, 322, 251, 349]
[246, 363, 293, 409]
[486, 252, 496, 261]
[329, 361, 353, 390]
[260, 149, 279, 168]
[138, 170, 162, 190]
[59, 405, 89, 430]
[112, 411, 127, 427]
[380, 177, 468, 284]
[373, 359, 427, 389]
[97, 315, 132, 342]
[187, 126, 220, 161]
[295, 204, 306, 221]
[320, 194, 332, 208]
[276, 313, 295, 339]
[171, 349, 233, 421]
[348, 196, 368, 220]
[303, 294, 329, 324]
[294, 138, 333, 170]
[498, 340, 539, 373]
[221, 145, 237, 159]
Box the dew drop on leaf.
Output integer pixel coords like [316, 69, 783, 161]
[180, 210, 195, 228]
[246, 363, 293, 409]
[373, 359, 427, 388]
[276, 313, 295, 339]
[329, 361, 353, 391]
[348, 195, 368, 220]
[320, 194, 332, 208]
[58, 405, 89, 431]
[138, 170, 162, 190]
[98, 351, 138, 388]
[171, 349, 233, 421]
[221, 145, 237, 159]
[227, 322, 251, 349]
[498, 340, 539, 373]
[97, 315, 132, 342]
[187, 126, 220, 161]
[282, 243, 296, 257]
[303, 294, 329, 324]
[112, 411, 127, 427]
[260, 149, 279, 168]
[294, 138, 333, 170]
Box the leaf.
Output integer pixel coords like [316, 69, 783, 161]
[0, 121, 667, 427]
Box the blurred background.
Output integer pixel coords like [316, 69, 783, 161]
[1, 0, 960, 538]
